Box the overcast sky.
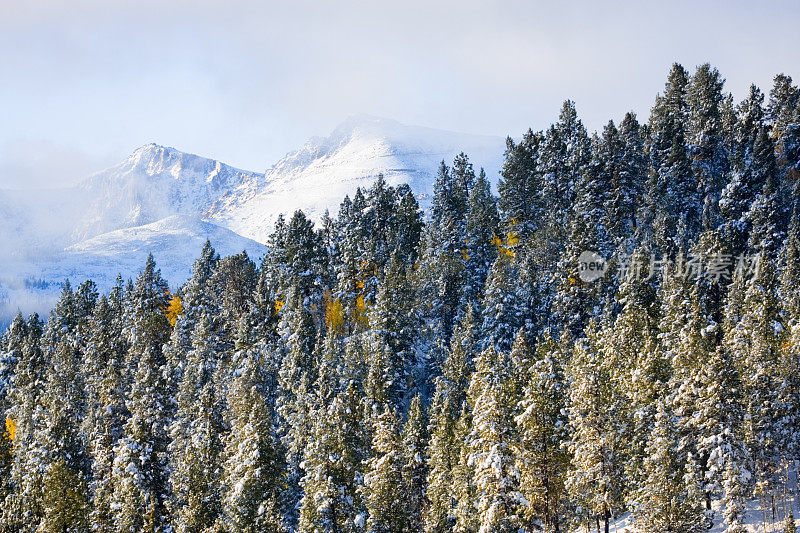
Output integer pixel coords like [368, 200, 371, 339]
[1, 0, 798, 189]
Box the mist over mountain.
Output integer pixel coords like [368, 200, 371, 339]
[0, 116, 504, 322]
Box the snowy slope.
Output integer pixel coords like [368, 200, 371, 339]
[577, 487, 800, 532]
[209, 115, 506, 242]
[63, 215, 267, 286]
[0, 215, 267, 323]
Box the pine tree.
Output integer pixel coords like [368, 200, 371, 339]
[220, 347, 285, 532]
[747, 126, 784, 258]
[85, 296, 129, 533]
[213, 250, 258, 322]
[720, 84, 764, 255]
[514, 330, 569, 533]
[38, 459, 90, 533]
[767, 74, 799, 143]
[0, 314, 24, 507]
[276, 287, 318, 508]
[424, 311, 475, 533]
[554, 131, 612, 336]
[695, 347, 751, 531]
[401, 396, 428, 533]
[644, 63, 702, 254]
[566, 321, 627, 533]
[37, 337, 90, 533]
[498, 129, 544, 239]
[368, 253, 419, 407]
[168, 315, 225, 532]
[416, 158, 470, 353]
[737, 255, 784, 511]
[298, 383, 368, 533]
[542, 100, 591, 232]
[452, 405, 479, 533]
[632, 401, 706, 532]
[479, 253, 525, 352]
[363, 407, 406, 533]
[3, 314, 47, 532]
[463, 168, 500, 314]
[607, 113, 646, 250]
[686, 63, 728, 231]
[467, 347, 520, 533]
[111, 257, 172, 531]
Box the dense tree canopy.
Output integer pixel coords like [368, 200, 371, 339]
[1, 64, 800, 532]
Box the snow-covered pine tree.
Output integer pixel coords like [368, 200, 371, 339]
[695, 346, 751, 532]
[467, 346, 521, 533]
[686, 63, 728, 232]
[566, 321, 627, 533]
[767, 74, 799, 142]
[276, 287, 318, 508]
[513, 330, 569, 533]
[720, 84, 764, 257]
[2, 314, 46, 531]
[363, 406, 406, 533]
[632, 401, 706, 532]
[463, 168, 500, 315]
[746, 125, 785, 259]
[424, 310, 476, 533]
[37, 337, 90, 533]
[644, 63, 702, 255]
[736, 254, 785, 516]
[479, 253, 525, 353]
[606, 113, 646, 251]
[220, 347, 286, 532]
[401, 395, 428, 533]
[452, 404, 479, 533]
[415, 158, 470, 360]
[84, 296, 129, 533]
[368, 252, 419, 406]
[498, 129, 544, 241]
[168, 314, 225, 532]
[553, 131, 612, 336]
[111, 255, 172, 532]
[298, 383, 369, 533]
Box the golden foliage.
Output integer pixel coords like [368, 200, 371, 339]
[492, 229, 519, 261]
[274, 299, 285, 315]
[324, 292, 346, 335]
[353, 294, 369, 328]
[5, 418, 15, 441]
[164, 296, 183, 327]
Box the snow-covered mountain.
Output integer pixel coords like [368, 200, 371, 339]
[72, 143, 261, 241]
[209, 115, 506, 242]
[0, 116, 506, 322]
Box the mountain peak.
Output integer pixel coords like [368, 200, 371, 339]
[125, 143, 201, 171]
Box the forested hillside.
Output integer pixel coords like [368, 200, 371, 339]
[2, 63, 800, 532]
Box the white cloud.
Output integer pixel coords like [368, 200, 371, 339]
[0, 0, 798, 187]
